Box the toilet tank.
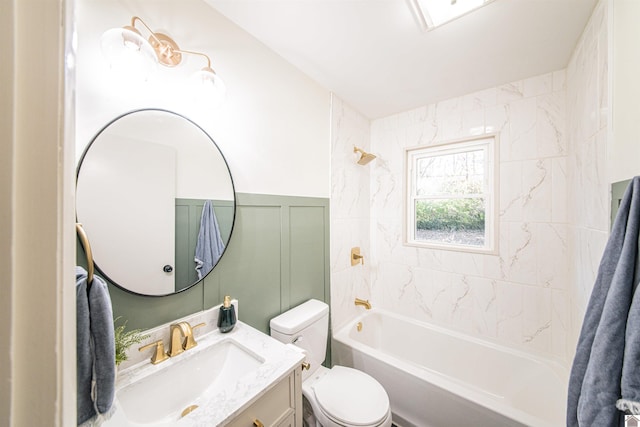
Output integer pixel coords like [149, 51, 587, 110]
[270, 299, 329, 368]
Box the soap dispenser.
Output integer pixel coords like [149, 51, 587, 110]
[217, 296, 236, 333]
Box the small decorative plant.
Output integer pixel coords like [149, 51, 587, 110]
[114, 317, 150, 366]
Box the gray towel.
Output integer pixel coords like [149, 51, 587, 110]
[568, 176, 640, 426]
[195, 200, 226, 279]
[77, 266, 116, 426]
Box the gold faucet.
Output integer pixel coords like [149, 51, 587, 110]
[354, 298, 371, 310]
[168, 321, 206, 357]
[168, 323, 190, 357]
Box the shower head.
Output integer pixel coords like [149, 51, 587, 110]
[354, 146, 376, 165]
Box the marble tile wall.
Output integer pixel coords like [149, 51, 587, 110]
[330, 95, 373, 331]
[566, 0, 610, 355]
[367, 70, 569, 362]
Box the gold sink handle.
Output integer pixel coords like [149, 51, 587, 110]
[183, 322, 206, 351]
[139, 340, 170, 365]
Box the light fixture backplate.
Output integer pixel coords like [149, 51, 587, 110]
[149, 33, 182, 67]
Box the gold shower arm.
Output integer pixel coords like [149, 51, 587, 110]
[76, 223, 94, 285]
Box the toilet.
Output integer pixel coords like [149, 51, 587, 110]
[270, 299, 392, 427]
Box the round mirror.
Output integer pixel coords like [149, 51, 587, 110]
[76, 109, 235, 296]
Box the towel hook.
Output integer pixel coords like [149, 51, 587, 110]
[76, 223, 94, 286]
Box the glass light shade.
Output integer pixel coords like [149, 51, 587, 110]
[100, 27, 158, 81]
[190, 67, 227, 108]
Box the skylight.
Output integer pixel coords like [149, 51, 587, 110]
[408, 0, 492, 31]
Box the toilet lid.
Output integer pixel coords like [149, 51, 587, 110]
[312, 366, 389, 426]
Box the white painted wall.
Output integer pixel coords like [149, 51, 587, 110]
[2, 0, 76, 425]
[609, 0, 640, 182]
[76, 0, 331, 198]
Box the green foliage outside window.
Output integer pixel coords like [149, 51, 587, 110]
[416, 198, 485, 231]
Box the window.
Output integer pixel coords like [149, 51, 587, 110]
[407, 0, 495, 32]
[405, 136, 498, 253]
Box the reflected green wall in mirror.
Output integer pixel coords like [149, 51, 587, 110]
[77, 193, 330, 335]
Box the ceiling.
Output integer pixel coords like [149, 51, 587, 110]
[206, 0, 597, 119]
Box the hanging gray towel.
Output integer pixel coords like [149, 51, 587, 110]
[568, 176, 640, 426]
[77, 266, 116, 426]
[195, 200, 226, 279]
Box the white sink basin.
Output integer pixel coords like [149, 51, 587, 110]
[116, 338, 264, 425]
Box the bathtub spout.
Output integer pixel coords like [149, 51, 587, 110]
[354, 298, 371, 310]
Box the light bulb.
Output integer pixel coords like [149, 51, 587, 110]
[190, 67, 226, 108]
[100, 26, 158, 81]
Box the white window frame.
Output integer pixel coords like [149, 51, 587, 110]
[404, 134, 499, 254]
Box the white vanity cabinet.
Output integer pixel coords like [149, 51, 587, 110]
[109, 320, 305, 427]
[226, 367, 302, 427]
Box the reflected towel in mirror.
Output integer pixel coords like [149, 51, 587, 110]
[195, 200, 226, 279]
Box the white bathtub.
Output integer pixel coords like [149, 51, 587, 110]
[332, 309, 568, 427]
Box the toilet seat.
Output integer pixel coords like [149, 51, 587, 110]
[312, 366, 390, 426]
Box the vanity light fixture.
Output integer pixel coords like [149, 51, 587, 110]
[100, 16, 226, 103]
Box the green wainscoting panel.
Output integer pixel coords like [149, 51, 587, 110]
[215, 205, 284, 333]
[289, 206, 328, 307]
[205, 193, 331, 335]
[76, 193, 330, 336]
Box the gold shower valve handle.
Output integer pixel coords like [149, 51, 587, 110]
[351, 247, 364, 266]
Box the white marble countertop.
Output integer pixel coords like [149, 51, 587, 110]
[105, 320, 304, 427]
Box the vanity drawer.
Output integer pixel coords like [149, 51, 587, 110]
[227, 371, 296, 427]
[275, 412, 295, 427]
